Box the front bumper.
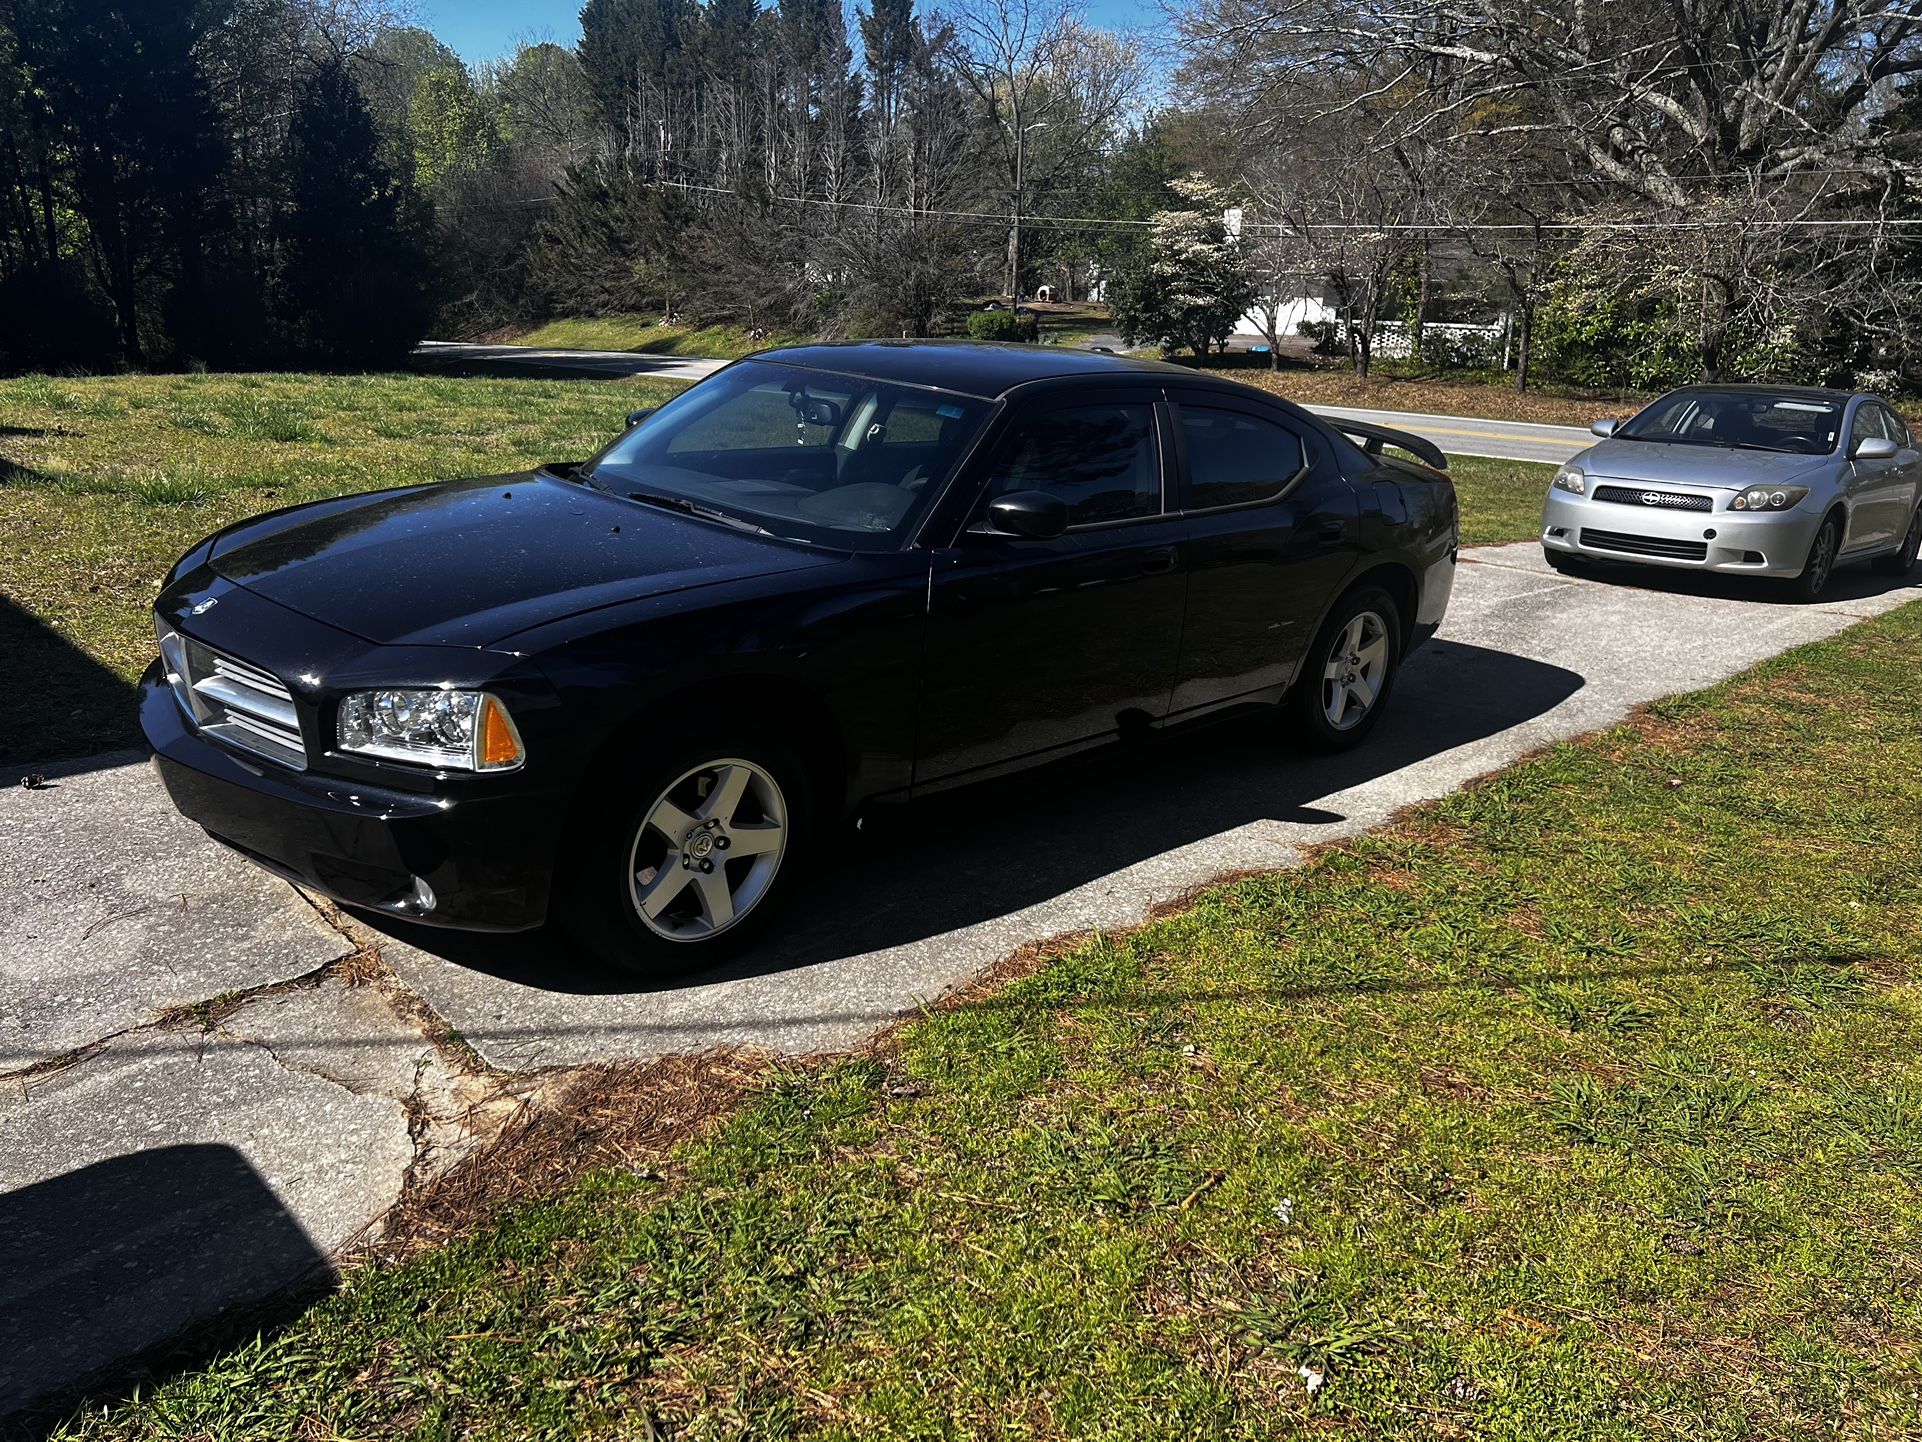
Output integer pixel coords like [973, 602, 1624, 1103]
[1541, 489, 1822, 579]
[142, 664, 554, 930]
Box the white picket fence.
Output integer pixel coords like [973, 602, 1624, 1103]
[1369, 320, 1505, 363]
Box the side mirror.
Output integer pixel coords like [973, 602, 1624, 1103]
[1852, 435, 1899, 461]
[984, 490, 1069, 540]
[1590, 418, 1619, 438]
[625, 407, 656, 429]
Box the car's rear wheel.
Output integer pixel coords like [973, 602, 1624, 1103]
[1873, 506, 1921, 576]
[1287, 585, 1402, 751]
[1791, 514, 1843, 600]
[562, 731, 814, 975]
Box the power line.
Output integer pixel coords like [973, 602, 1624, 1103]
[445, 176, 1922, 232]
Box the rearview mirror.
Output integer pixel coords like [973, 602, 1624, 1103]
[625, 407, 656, 428]
[1590, 418, 1619, 438]
[1852, 435, 1899, 461]
[985, 490, 1069, 540]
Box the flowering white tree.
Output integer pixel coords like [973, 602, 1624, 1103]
[1112, 172, 1257, 359]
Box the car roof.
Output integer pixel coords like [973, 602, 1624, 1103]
[1664, 382, 1864, 403]
[747, 340, 1221, 400]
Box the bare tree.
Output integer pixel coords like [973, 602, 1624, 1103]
[946, 0, 1141, 296]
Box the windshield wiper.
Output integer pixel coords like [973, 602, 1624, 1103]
[624, 490, 772, 535]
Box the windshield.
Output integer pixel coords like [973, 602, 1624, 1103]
[582, 360, 990, 548]
[1618, 390, 1844, 455]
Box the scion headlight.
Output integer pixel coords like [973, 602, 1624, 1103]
[336, 688, 525, 771]
[1730, 485, 1809, 512]
[1552, 465, 1586, 495]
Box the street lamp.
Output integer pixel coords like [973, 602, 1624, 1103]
[1010, 120, 1046, 301]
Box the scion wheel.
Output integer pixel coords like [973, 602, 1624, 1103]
[1873, 506, 1921, 577]
[1543, 547, 1586, 575]
[1791, 514, 1843, 601]
[1287, 585, 1403, 751]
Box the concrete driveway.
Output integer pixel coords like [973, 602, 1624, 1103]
[3, 544, 1917, 1417]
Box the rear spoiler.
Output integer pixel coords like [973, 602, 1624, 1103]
[1326, 417, 1449, 473]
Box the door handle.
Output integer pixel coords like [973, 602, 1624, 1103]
[1142, 546, 1178, 575]
[1318, 519, 1346, 543]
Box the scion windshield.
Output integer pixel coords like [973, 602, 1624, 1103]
[583, 360, 989, 547]
[1619, 391, 1844, 455]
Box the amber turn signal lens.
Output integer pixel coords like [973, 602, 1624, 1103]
[477, 695, 524, 769]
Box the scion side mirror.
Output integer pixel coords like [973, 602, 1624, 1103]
[985, 490, 1070, 540]
[1851, 435, 1899, 461]
[625, 407, 656, 429]
[1589, 418, 1619, 438]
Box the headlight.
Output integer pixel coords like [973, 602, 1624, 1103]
[1552, 465, 1586, 495]
[1730, 485, 1809, 512]
[336, 688, 525, 771]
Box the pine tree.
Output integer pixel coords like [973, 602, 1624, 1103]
[277, 61, 434, 366]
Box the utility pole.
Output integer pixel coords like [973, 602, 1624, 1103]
[1009, 120, 1045, 299]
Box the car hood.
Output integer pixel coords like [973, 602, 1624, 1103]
[209, 471, 837, 647]
[1580, 440, 1830, 489]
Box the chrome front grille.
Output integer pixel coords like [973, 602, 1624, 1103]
[1591, 484, 1714, 512]
[158, 623, 307, 770]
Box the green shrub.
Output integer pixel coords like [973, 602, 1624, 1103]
[966, 309, 1036, 343]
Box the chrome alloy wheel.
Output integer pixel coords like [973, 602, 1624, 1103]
[1322, 609, 1390, 731]
[628, 758, 788, 942]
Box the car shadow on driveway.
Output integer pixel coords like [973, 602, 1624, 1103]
[1558, 554, 1921, 607]
[355, 638, 1584, 996]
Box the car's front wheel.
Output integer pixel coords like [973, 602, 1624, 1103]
[1287, 585, 1403, 751]
[1791, 514, 1843, 601]
[1543, 547, 1587, 575]
[562, 732, 814, 975]
[1873, 506, 1921, 577]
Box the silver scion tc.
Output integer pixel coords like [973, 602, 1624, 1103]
[1541, 385, 1922, 599]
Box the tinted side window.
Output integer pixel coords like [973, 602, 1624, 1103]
[991, 403, 1161, 527]
[1876, 405, 1911, 447]
[1851, 404, 1890, 448]
[1178, 406, 1305, 509]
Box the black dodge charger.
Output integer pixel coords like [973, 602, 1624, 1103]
[145, 343, 1457, 970]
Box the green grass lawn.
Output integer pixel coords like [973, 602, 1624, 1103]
[1449, 455, 1554, 546]
[44, 598, 1922, 1440]
[502, 316, 805, 360]
[0, 372, 685, 763]
[0, 370, 1549, 764]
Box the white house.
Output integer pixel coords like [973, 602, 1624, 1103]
[1222, 206, 1336, 342]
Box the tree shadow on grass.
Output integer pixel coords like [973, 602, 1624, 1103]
[0, 595, 141, 768]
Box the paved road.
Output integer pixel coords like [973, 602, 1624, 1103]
[412, 340, 727, 383]
[413, 340, 1588, 465]
[1308, 403, 1591, 465]
[5, 547, 1917, 1414]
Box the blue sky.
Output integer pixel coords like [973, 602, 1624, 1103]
[419, 0, 1164, 63]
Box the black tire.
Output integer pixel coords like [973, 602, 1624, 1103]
[1790, 513, 1844, 601]
[1286, 584, 1403, 752]
[559, 728, 816, 976]
[1873, 506, 1921, 577]
[1543, 547, 1585, 575]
